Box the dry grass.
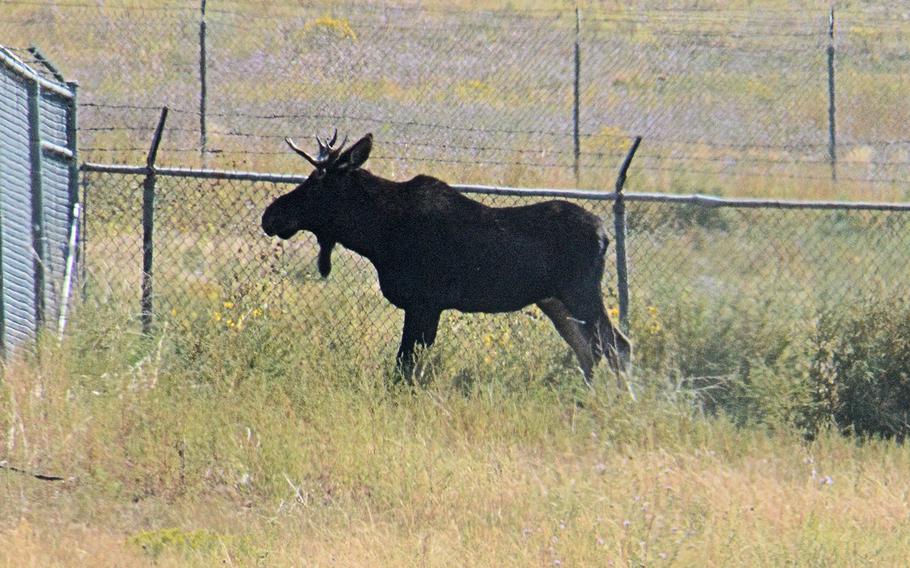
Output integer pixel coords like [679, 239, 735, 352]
[2, 305, 910, 567]
[3, 2, 910, 565]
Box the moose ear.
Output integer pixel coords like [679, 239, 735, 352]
[334, 133, 373, 172]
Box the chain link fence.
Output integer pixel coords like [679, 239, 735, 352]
[80, 166, 910, 379]
[3, 2, 910, 197]
[6, 2, 910, 379]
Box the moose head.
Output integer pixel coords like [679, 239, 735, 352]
[261, 130, 373, 277]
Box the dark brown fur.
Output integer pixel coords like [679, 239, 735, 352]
[261, 133, 631, 383]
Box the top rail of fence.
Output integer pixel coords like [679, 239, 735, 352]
[0, 46, 75, 98]
[79, 162, 910, 212]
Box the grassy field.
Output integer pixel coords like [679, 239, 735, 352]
[3, 302, 910, 567]
[3, 1, 910, 200]
[5, 2, 910, 565]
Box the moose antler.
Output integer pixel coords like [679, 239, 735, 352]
[315, 129, 339, 154]
[287, 129, 348, 170]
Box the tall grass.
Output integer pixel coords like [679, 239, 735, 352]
[3, 290, 910, 566]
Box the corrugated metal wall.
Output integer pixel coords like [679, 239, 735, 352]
[39, 92, 76, 323]
[0, 47, 76, 356]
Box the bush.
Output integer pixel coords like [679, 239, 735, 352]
[630, 292, 814, 429]
[807, 297, 910, 439]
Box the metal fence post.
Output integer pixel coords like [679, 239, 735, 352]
[141, 107, 168, 334]
[199, 0, 208, 159]
[26, 78, 45, 329]
[612, 136, 642, 335]
[573, 5, 581, 185]
[65, 80, 80, 292]
[827, 8, 837, 182]
[79, 167, 89, 300]
[57, 202, 80, 339]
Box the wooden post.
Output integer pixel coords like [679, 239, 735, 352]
[141, 107, 168, 334]
[613, 136, 642, 335]
[199, 0, 208, 159]
[573, 5, 581, 185]
[827, 8, 837, 181]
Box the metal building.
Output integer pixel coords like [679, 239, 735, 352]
[0, 46, 77, 355]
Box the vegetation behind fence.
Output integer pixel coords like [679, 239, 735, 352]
[4, 2, 910, 201]
[80, 164, 910, 432]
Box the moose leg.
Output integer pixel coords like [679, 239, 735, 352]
[396, 308, 442, 383]
[561, 286, 632, 374]
[537, 298, 595, 383]
[595, 312, 632, 373]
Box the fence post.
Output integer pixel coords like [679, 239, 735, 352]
[26, 78, 45, 329]
[199, 0, 208, 160]
[141, 107, 168, 334]
[827, 7, 837, 182]
[79, 167, 89, 301]
[573, 5, 581, 185]
[613, 136, 642, 336]
[65, 81, 80, 289]
[57, 202, 80, 339]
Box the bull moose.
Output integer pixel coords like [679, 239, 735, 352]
[261, 131, 631, 383]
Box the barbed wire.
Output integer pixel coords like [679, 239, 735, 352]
[8, 2, 907, 192]
[1, 0, 194, 12]
[78, 102, 910, 167]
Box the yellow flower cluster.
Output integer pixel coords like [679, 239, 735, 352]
[646, 305, 661, 335]
[212, 300, 265, 332]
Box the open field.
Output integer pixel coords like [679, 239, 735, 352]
[3, 1, 910, 199]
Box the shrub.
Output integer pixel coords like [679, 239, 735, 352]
[807, 297, 910, 439]
[630, 291, 814, 428]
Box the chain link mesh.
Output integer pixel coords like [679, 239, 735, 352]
[80, 170, 615, 376]
[81, 169, 910, 379]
